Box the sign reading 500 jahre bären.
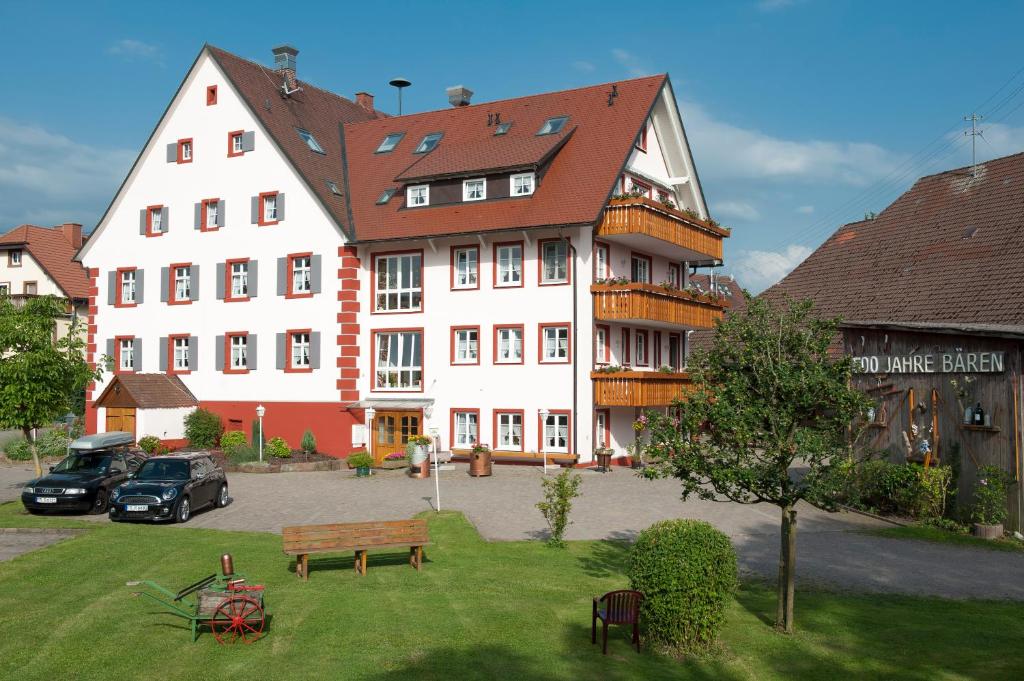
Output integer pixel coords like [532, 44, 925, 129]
[852, 352, 1005, 374]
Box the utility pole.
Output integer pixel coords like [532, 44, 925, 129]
[964, 113, 984, 178]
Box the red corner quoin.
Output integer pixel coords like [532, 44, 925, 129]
[337, 245, 361, 403]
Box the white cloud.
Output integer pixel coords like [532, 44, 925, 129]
[975, 122, 1024, 162]
[796, 205, 815, 214]
[713, 200, 761, 221]
[107, 39, 162, 63]
[728, 244, 812, 293]
[572, 60, 596, 73]
[612, 49, 650, 78]
[682, 100, 904, 186]
[0, 117, 133, 229]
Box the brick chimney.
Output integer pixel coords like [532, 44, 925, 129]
[272, 44, 299, 91]
[355, 92, 374, 114]
[61, 223, 83, 249]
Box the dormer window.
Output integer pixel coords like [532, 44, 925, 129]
[327, 180, 342, 196]
[297, 129, 325, 154]
[414, 132, 443, 154]
[407, 185, 429, 207]
[494, 122, 512, 136]
[537, 116, 568, 135]
[463, 178, 486, 202]
[376, 133, 405, 153]
[377, 188, 397, 205]
[511, 172, 535, 197]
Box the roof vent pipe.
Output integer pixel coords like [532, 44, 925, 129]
[447, 85, 473, 107]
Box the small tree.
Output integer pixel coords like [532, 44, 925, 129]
[642, 295, 868, 633]
[0, 296, 102, 476]
[535, 468, 582, 547]
[300, 429, 317, 455]
[184, 408, 223, 448]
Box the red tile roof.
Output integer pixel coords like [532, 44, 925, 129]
[341, 75, 666, 242]
[0, 225, 90, 299]
[94, 373, 198, 409]
[764, 151, 1024, 329]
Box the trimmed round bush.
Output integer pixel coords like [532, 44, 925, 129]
[267, 437, 291, 458]
[4, 438, 32, 461]
[627, 519, 737, 654]
[184, 408, 223, 448]
[137, 435, 162, 455]
[220, 430, 248, 456]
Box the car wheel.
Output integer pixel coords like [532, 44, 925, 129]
[216, 483, 229, 508]
[90, 489, 108, 514]
[175, 496, 191, 523]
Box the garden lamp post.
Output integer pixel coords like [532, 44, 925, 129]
[430, 427, 441, 512]
[63, 412, 75, 458]
[539, 408, 550, 475]
[364, 407, 376, 465]
[255, 404, 266, 463]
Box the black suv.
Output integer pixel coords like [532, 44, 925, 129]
[21, 432, 144, 514]
[109, 453, 228, 523]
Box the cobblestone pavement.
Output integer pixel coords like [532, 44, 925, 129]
[4, 463, 1024, 599]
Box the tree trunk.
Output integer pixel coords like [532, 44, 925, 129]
[24, 426, 41, 478]
[776, 504, 798, 633]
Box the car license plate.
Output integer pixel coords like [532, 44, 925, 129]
[126, 504, 149, 512]
[36, 497, 57, 504]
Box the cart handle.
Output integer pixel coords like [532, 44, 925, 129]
[174, 574, 218, 601]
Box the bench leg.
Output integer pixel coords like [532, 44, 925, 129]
[354, 551, 361, 575]
[415, 546, 423, 571]
[361, 550, 368, 575]
[302, 554, 309, 582]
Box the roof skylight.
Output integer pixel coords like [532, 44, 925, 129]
[377, 188, 397, 205]
[297, 128, 325, 154]
[537, 116, 569, 136]
[376, 133, 405, 153]
[326, 180, 342, 196]
[414, 132, 443, 154]
[494, 122, 512, 136]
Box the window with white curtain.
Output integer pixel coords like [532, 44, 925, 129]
[375, 253, 422, 312]
[375, 331, 422, 390]
[453, 411, 478, 448]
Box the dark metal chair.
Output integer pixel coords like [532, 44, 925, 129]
[592, 589, 643, 654]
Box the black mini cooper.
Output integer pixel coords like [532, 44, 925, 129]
[109, 453, 228, 523]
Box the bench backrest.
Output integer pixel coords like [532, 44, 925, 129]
[283, 519, 428, 553]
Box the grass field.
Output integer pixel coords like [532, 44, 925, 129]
[1, 502, 1022, 680]
[870, 524, 1024, 553]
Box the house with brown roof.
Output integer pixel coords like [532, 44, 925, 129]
[78, 44, 728, 464]
[0, 222, 89, 337]
[767, 151, 1024, 530]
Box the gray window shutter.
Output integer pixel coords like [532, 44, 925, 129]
[248, 261, 259, 298]
[135, 269, 145, 304]
[107, 272, 116, 305]
[215, 263, 225, 299]
[161, 207, 169, 232]
[159, 337, 168, 372]
[194, 202, 202, 230]
[189, 265, 200, 301]
[139, 209, 147, 235]
[277, 193, 286, 221]
[134, 338, 142, 371]
[215, 335, 225, 371]
[217, 200, 226, 227]
[188, 336, 198, 371]
[241, 131, 255, 152]
[276, 333, 286, 370]
[166, 143, 177, 163]
[310, 332, 321, 370]
[247, 334, 258, 370]
[106, 338, 114, 361]
[276, 257, 287, 296]
[160, 267, 169, 302]
[250, 196, 259, 224]
[311, 255, 322, 294]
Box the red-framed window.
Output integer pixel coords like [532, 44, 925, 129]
[286, 252, 314, 299]
[371, 328, 424, 392]
[668, 332, 682, 371]
[653, 331, 662, 369]
[450, 408, 481, 450]
[630, 252, 653, 284]
[450, 325, 481, 365]
[493, 241, 524, 288]
[168, 262, 192, 305]
[225, 258, 251, 302]
[537, 409, 572, 454]
[224, 332, 250, 374]
[115, 267, 138, 307]
[636, 122, 648, 152]
[595, 324, 611, 365]
[625, 176, 652, 198]
[657, 189, 671, 203]
[635, 329, 649, 366]
[371, 250, 424, 314]
[595, 409, 610, 449]
[621, 328, 631, 366]
[176, 138, 193, 164]
[114, 335, 136, 374]
[206, 85, 218, 106]
[539, 323, 571, 364]
[450, 244, 480, 291]
[228, 130, 245, 158]
[285, 328, 313, 373]
[168, 334, 191, 375]
[493, 324, 525, 365]
[594, 241, 610, 280]
[200, 198, 220, 231]
[493, 409, 525, 451]
[667, 263, 681, 288]
[538, 238, 571, 286]
[145, 204, 165, 237]
[258, 191, 280, 226]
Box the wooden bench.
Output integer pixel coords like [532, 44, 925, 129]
[282, 519, 429, 581]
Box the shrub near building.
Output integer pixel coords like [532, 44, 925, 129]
[627, 519, 737, 654]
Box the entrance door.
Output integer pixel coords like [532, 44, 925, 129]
[105, 407, 136, 441]
[372, 411, 420, 464]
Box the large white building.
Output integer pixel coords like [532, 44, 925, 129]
[78, 44, 727, 463]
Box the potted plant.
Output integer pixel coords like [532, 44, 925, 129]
[347, 451, 374, 478]
[594, 447, 613, 473]
[972, 465, 1009, 539]
[381, 451, 408, 470]
[630, 414, 649, 469]
[469, 441, 492, 477]
[407, 434, 433, 478]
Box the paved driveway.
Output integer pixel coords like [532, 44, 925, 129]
[4, 463, 1024, 599]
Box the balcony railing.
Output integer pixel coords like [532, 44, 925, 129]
[592, 370, 691, 407]
[597, 197, 728, 262]
[592, 283, 723, 329]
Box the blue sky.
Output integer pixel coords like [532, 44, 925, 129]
[3, 0, 1024, 291]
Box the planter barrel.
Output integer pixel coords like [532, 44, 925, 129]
[595, 451, 612, 473]
[469, 450, 493, 477]
[973, 523, 1004, 540]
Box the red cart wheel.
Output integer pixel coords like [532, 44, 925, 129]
[209, 595, 265, 644]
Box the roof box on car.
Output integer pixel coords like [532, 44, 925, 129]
[69, 432, 134, 451]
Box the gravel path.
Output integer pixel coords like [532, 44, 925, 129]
[3, 463, 1023, 599]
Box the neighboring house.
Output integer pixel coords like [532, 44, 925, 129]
[78, 44, 728, 462]
[687, 273, 745, 355]
[0, 223, 89, 338]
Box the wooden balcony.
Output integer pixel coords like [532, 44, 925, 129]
[592, 370, 691, 407]
[597, 197, 728, 263]
[592, 283, 723, 329]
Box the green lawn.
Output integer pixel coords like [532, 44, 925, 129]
[870, 525, 1024, 553]
[1, 503, 1022, 680]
